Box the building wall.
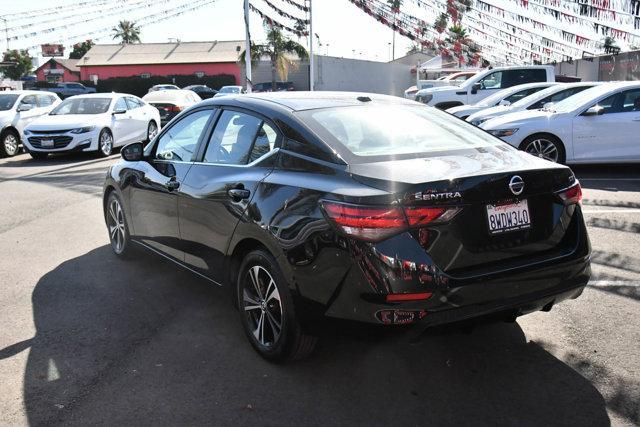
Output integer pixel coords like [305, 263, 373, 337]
[79, 63, 241, 83]
[240, 53, 430, 96]
[36, 63, 80, 82]
[553, 58, 600, 82]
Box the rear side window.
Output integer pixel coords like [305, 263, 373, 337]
[503, 69, 547, 88]
[203, 111, 262, 165]
[155, 110, 212, 161]
[298, 105, 502, 162]
[249, 122, 278, 163]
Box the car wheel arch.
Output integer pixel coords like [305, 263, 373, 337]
[519, 132, 567, 163]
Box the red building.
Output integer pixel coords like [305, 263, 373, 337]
[78, 41, 245, 83]
[35, 58, 81, 83]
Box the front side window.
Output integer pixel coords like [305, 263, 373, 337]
[620, 89, 640, 112]
[20, 95, 38, 108]
[588, 93, 619, 115]
[203, 111, 262, 165]
[155, 109, 212, 161]
[478, 71, 503, 90]
[298, 105, 503, 162]
[504, 87, 546, 105]
[527, 87, 591, 110]
[114, 98, 128, 112]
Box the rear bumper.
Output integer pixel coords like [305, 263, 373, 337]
[317, 207, 591, 326]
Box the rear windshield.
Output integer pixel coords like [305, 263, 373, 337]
[297, 104, 504, 162]
[50, 97, 111, 115]
[0, 94, 18, 111]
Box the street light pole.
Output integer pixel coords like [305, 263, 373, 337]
[243, 0, 252, 93]
[308, 0, 314, 91]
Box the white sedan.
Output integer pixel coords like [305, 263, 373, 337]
[481, 82, 640, 164]
[446, 82, 556, 119]
[23, 93, 161, 159]
[466, 82, 598, 126]
[0, 90, 61, 157]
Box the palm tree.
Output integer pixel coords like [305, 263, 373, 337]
[240, 26, 308, 91]
[112, 20, 141, 44]
[387, 0, 403, 60]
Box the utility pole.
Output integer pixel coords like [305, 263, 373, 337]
[243, 0, 252, 93]
[308, 0, 314, 91]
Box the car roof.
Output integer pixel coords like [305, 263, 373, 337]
[0, 90, 56, 96]
[143, 89, 197, 102]
[65, 92, 129, 100]
[203, 91, 416, 112]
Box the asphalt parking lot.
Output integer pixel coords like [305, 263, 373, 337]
[0, 152, 638, 426]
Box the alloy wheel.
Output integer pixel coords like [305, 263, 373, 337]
[148, 122, 158, 141]
[107, 198, 126, 253]
[242, 265, 283, 348]
[3, 133, 19, 156]
[100, 131, 113, 156]
[524, 138, 559, 162]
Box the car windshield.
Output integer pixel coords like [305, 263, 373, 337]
[510, 86, 561, 108]
[50, 97, 111, 115]
[0, 94, 19, 111]
[551, 85, 611, 113]
[298, 105, 503, 162]
[220, 87, 239, 93]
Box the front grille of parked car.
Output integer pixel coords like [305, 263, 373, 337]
[29, 129, 74, 135]
[28, 136, 73, 149]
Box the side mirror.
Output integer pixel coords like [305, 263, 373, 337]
[113, 109, 127, 115]
[498, 99, 511, 106]
[121, 142, 144, 162]
[471, 83, 482, 94]
[583, 105, 604, 116]
[17, 103, 34, 112]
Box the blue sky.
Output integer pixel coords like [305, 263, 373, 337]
[2, 0, 417, 63]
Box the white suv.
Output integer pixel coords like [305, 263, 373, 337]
[0, 90, 61, 157]
[415, 66, 556, 110]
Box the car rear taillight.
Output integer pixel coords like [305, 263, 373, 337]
[557, 182, 582, 205]
[321, 201, 458, 242]
[168, 105, 183, 112]
[386, 292, 432, 302]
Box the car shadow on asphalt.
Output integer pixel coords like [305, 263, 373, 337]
[11, 246, 614, 425]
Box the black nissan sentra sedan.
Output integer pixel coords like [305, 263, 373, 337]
[102, 92, 590, 361]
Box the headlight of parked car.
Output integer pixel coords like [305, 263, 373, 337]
[488, 128, 518, 137]
[416, 93, 433, 104]
[70, 126, 96, 134]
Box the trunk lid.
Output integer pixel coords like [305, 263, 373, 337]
[348, 147, 578, 276]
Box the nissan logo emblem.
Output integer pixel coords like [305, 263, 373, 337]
[509, 175, 525, 196]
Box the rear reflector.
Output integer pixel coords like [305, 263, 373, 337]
[386, 292, 432, 302]
[558, 182, 582, 205]
[321, 201, 459, 242]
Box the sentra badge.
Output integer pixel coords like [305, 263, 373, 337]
[413, 191, 462, 201]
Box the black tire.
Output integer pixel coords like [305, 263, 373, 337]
[29, 151, 48, 160]
[105, 191, 133, 258]
[147, 121, 158, 142]
[237, 249, 317, 362]
[98, 128, 113, 157]
[0, 129, 20, 158]
[519, 134, 566, 164]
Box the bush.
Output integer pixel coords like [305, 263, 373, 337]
[93, 74, 237, 97]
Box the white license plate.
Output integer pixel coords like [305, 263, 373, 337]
[41, 139, 54, 147]
[486, 200, 531, 234]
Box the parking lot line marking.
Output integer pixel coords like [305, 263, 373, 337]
[582, 209, 640, 214]
[588, 280, 639, 287]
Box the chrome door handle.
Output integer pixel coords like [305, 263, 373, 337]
[227, 188, 250, 200]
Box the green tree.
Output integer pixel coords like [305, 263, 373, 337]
[112, 20, 141, 44]
[240, 26, 308, 91]
[1, 49, 33, 80]
[69, 40, 95, 59]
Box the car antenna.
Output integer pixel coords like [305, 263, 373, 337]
[357, 96, 372, 102]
